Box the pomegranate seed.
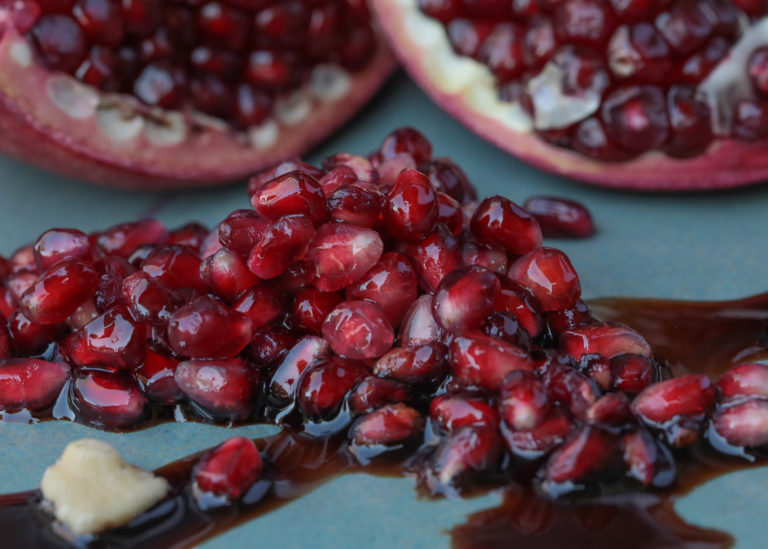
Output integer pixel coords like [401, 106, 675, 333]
[546, 299, 591, 336]
[601, 86, 669, 154]
[470, 196, 542, 256]
[608, 23, 673, 82]
[717, 362, 768, 402]
[247, 328, 296, 368]
[379, 127, 433, 164]
[633, 375, 716, 446]
[0, 322, 10, 359]
[545, 363, 599, 419]
[167, 295, 252, 359]
[560, 322, 652, 360]
[10, 244, 36, 273]
[141, 245, 206, 293]
[0, 0, 40, 34]
[0, 288, 14, 320]
[97, 219, 168, 258]
[350, 376, 411, 414]
[30, 14, 86, 72]
[710, 399, 768, 450]
[7, 310, 64, 355]
[323, 153, 378, 184]
[585, 392, 633, 427]
[133, 349, 181, 403]
[483, 312, 530, 348]
[748, 47, 768, 97]
[581, 354, 613, 391]
[6, 270, 38, 302]
[328, 183, 385, 228]
[423, 426, 503, 494]
[248, 160, 323, 196]
[121, 272, 181, 325]
[168, 223, 208, 252]
[290, 288, 342, 334]
[94, 255, 135, 312]
[478, 23, 525, 82]
[268, 336, 329, 404]
[417, 0, 464, 23]
[305, 222, 384, 292]
[406, 224, 462, 292]
[233, 285, 283, 331]
[655, 1, 714, 55]
[318, 166, 359, 198]
[461, 241, 508, 274]
[19, 260, 98, 324]
[554, 0, 614, 48]
[430, 394, 500, 432]
[72, 370, 147, 427]
[523, 196, 595, 239]
[350, 403, 424, 446]
[322, 300, 394, 360]
[432, 266, 500, 335]
[201, 248, 259, 302]
[398, 294, 443, 348]
[665, 85, 713, 158]
[436, 193, 464, 236]
[373, 343, 448, 385]
[540, 426, 619, 496]
[247, 215, 314, 280]
[73, 0, 124, 47]
[732, 100, 768, 140]
[250, 171, 327, 225]
[450, 335, 535, 390]
[193, 437, 262, 501]
[622, 429, 676, 488]
[383, 169, 439, 242]
[218, 210, 270, 259]
[65, 307, 146, 371]
[175, 358, 259, 420]
[279, 261, 311, 294]
[523, 16, 557, 69]
[499, 370, 550, 431]
[501, 408, 574, 459]
[611, 354, 654, 393]
[494, 278, 544, 337]
[297, 357, 370, 420]
[0, 358, 69, 411]
[508, 247, 581, 312]
[33, 228, 91, 271]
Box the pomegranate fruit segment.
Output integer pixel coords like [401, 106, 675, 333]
[372, 0, 768, 189]
[0, 0, 396, 188]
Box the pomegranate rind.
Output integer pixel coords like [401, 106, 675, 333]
[0, 27, 396, 189]
[371, 0, 768, 191]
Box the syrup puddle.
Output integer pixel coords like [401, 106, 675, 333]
[4, 293, 768, 548]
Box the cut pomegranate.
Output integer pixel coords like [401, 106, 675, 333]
[371, 0, 768, 190]
[0, 1, 395, 188]
[175, 358, 259, 421]
[193, 437, 262, 502]
[321, 300, 394, 360]
[0, 358, 69, 411]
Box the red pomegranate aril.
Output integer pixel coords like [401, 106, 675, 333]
[248, 328, 296, 368]
[524, 16, 557, 69]
[247, 215, 315, 280]
[0, 358, 69, 411]
[499, 370, 550, 431]
[601, 86, 669, 155]
[121, 272, 180, 325]
[279, 261, 311, 294]
[710, 399, 768, 450]
[7, 310, 64, 355]
[0, 288, 14, 320]
[470, 196, 542, 256]
[323, 153, 378, 184]
[19, 260, 98, 324]
[350, 403, 425, 446]
[581, 354, 613, 391]
[461, 241, 508, 274]
[633, 375, 716, 437]
[554, 0, 615, 48]
[431, 394, 500, 432]
[717, 363, 768, 402]
[501, 408, 574, 459]
[477, 23, 525, 83]
[432, 266, 500, 335]
[373, 343, 448, 385]
[560, 322, 652, 360]
[665, 85, 713, 158]
[167, 295, 252, 359]
[95, 255, 136, 312]
[407, 224, 462, 293]
[0, 323, 10, 359]
[523, 196, 595, 239]
[398, 294, 443, 348]
[379, 127, 433, 164]
[201, 249, 259, 302]
[748, 47, 768, 97]
[546, 299, 591, 336]
[611, 354, 653, 393]
[133, 61, 185, 107]
[10, 244, 36, 273]
[72, 370, 147, 428]
[0, 0, 41, 34]
[133, 349, 181, 403]
[250, 171, 327, 225]
[193, 436, 262, 503]
[232, 285, 283, 332]
[297, 358, 370, 420]
[33, 228, 91, 271]
[30, 14, 86, 72]
[586, 392, 633, 427]
[508, 247, 581, 312]
[322, 300, 394, 360]
[383, 169, 439, 242]
[318, 166, 359, 198]
[655, 1, 713, 56]
[97, 219, 169, 258]
[419, 159, 476, 204]
[249, 160, 324, 196]
[494, 279, 544, 337]
[73, 0, 124, 47]
[545, 363, 599, 419]
[290, 288, 342, 334]
[305, 222, 384, 292]
[218, 210, 270, 259]
[65, 307, 146, 370]
[350, 376, 411, 414]
[483, 312, 530, 348]
[732, 100, 768, 141]
[623, 429, 676, 488]
[608, 23, 672, 82]
[446, 18, 492, 58]
[450, 335, 535, 390]
[268, 336, 329, 404]
[120, 0, 162, 35]
[328, 183, 385, 228]
[424, 426, 503, 494]
[141, 245, 206, 293]
[175, 358, 259, 422]
[6, 270, 38, 302]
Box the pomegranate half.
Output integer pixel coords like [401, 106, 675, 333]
[371, 0, 768, 190]
[0, 0, 395, 189]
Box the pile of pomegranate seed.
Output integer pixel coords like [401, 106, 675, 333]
[0, 126, 760, 501]
[20, 0, 377, 129]
[417, 0, 768, 160]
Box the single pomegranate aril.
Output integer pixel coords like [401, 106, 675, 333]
[305, 222, 384, 292]
[175, 359, 258, 421]
[201, 249, 259, 302]
[379, 127, 433, 164]
[406, 224, 462, 292]
[611, 354, 654, 393]
[141, 245, 206, 293]
[483, 312, 530, 349]
[523, 197, 595, 239]
[420, 159, 476, 204]
[508, 247, 581, 312]
[0, 358, 69, 411]
[461, 241, 508, 274]
[398, 294, 443, 348]
[350, 403, 424, 446]
[383, 169, 439, 242]
[290, 288, 342, 334]
[710, 399, 768, 450]
[328, 182, 385, 228]
[233, 285, 283, 333]
[250, 171, 327, 226]
[545, 363, 599, 419]
[247, 215, 315, 280]
[6, 270, 38, 302]
[268, 336, 329, 404]
[350, 376, 411, 414]
[193, 437, 262, 502]
[502, 408, 574, 459]
[97, 220, 169, 258]
[94, 255, 135, 312]
[133, 349, 181, 403]
[499, 370, 550, 431]
[218, 210, 270, 259]
[374, 343, 448, 385]
[65, 307, 146, 371]
[7, 309, 64, 355]
[33, 228, 91, 271]
[622, 429, 676, 488]
[586, 392, 633, 427]
[717, 363, 768, 402]
[346, 252, 418, 327]
[450, 335, 534, 390]
[297, 358, 369, 421]
[71, 370, 147, 427]
[494, 279, 544, 337]
[121, 272, 181, 325]
[436, 192, 463, 236]
[470, 196, 542, 256]
[248, 328, 296, 368]
[322, 300, 394, 360]
[167, 296, 252, 359]
[430, 394, 500, 432]
[546, 299, 591, 336]
[560, 322, 652, 360]
[19, 260, 98, 324]
[432, 266, 500, 334]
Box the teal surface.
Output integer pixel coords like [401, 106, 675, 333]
[2, 72, 768, 547]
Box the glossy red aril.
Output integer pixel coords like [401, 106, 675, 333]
[611, 354, 653, 393]
[383, 169, 439, 242]
[201, 248, 259, 302]
[327, 182, 386, 228]
[430, 394, 500, 432]
[33, 228, 91, 270]
[461, 241, 508, 274]
[247, 215, 315, 279]
[71, 370, 147, 427]
[622, 429, 676, 488]
[499, 370, 550, 431]
[323, 153, 378, 184]
[523, 196, 595, 238]
[379, 127, 433, 164]
[305, 222, 384, 292]
[350, 376, 411, 414]
[167, 295, 252, 359]
[133, 349, 181, 403]
[350, 403, 425, 446]
[560, 322, 652, 360]
[432, 266, 500, 334]
[121, 271, 181, 324]
[508, 247, 581, 312]
[545, 363, 599, 419]
[193, 437, 262, 501]
[450, 334, 534, 390]
[141, 245, 206, 293]
[218, 210, 270, 259]
[19, 260, 98, 324]
[290, 288, 342, 334]
[297, 358, 370, 420]
[502, 408, 574, 459]
[7, 309, 64, 354]
[585, 391, 633, 427]
[175, 358, 259, 421]
[65, 307, 146, 370]
[247, 328, 296, 368]
[494, 279, 544, 337]
[97, 220, 169, 258]
[398, 294, 443, 348]
[0, 358, 69, 411]
[233, 285, 283, 331]
[546, 299, 591, 335]
[710, 399, 768, 449]
[373, 343, 448, 385]
[268, 336, 330, 404]
[424, 426, 503, 494]
[470, 196, 542, 256]
[94, 255, 135, 312]
[250, 171, 327, 225]
[406, 224, 462, 292]
[322, 300, 394, 360]
[717, 362, 768, 401]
